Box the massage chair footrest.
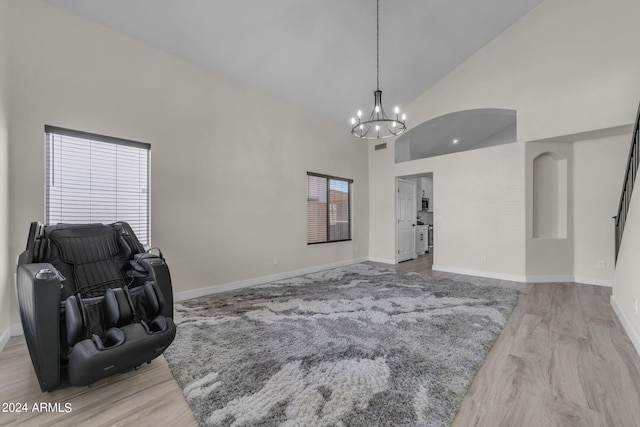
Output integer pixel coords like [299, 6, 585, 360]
[67, 321, 176, 387]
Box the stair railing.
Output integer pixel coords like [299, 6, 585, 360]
[615, 101, 640, 262]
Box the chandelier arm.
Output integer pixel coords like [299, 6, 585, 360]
[367, 104, 377, 122]
[378, 100, 387, 118]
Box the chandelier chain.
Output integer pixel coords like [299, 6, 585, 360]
[376, 0, 380, 90]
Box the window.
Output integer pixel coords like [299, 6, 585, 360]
[307, 172, 353, 244]
[45, 126, 151, 246]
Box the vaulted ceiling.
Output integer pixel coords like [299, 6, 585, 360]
[44, 0, 541, 128]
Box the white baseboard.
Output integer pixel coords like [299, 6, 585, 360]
[573, 276, 613, 287]
[368, 257, 396, 265]
[0, 327, 9, 352]
[0, 323, 22, 350]
[431, 265, 613, 287]
[525, 275, 576, 284]
[174, 257, 369, 301]
[526, 275, 612, 286]
[432, 264, 527, 283]
[11, 323, 23, 337]
[611, 294, 640, 357]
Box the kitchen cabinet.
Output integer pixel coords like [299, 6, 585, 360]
[415, 225, 428, 254]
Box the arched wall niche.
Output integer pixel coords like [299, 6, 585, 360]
[532, 151, 567, 239]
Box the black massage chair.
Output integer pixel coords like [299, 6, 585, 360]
[16, 221, 176, 392]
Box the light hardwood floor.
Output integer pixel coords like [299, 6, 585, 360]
[0, 336, 197, 427]
[1, 255, 640, 426]
[373, 255, 640, 426]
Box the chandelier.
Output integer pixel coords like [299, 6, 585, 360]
[351, 0, 407, 139]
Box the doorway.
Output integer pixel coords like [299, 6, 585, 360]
[396, 173, 434, 268]
[396, 178, 416, 263]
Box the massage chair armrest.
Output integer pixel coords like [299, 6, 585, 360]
[16, 263, 64, 392]
[133, 253, 174, 318]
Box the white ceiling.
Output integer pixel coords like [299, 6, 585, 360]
[43, 0, 541, 128]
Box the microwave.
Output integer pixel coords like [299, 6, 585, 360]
[421, 198, 429, 211]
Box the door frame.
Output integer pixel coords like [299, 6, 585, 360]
[396, 178, 417, 263]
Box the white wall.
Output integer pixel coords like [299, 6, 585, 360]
[613, 162, 640, 354]
[6, 0, 369, 325]
[0, 0, 10, 348]
[573, 134, 629, 285]
[369, 0, 640, 281]
[524, 132, 629, 283]
[374, 142, 526, 278]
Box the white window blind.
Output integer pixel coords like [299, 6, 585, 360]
[45, 126, 151, 246]
[307, 172, 352, 244]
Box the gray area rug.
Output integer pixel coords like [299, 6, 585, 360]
[164, 264, 518, 426]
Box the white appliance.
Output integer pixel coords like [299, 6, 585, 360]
[415, 225, 428, 254]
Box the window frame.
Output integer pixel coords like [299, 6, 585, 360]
[306, 171, 353, 245]
[44, 125, 151, 245]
